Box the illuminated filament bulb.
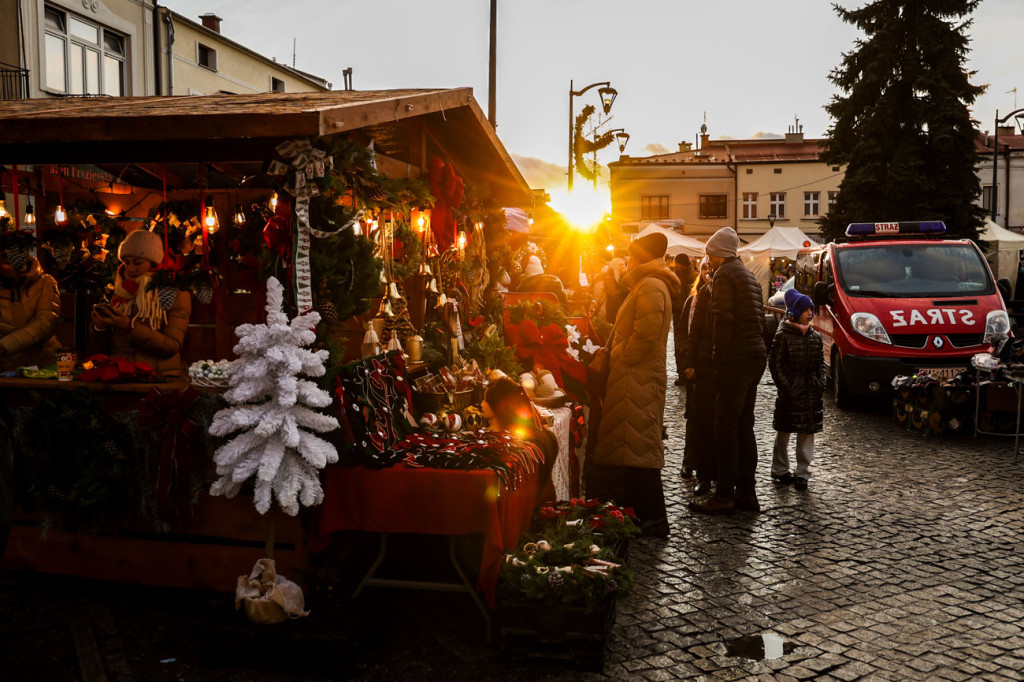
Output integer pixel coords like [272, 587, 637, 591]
[269, 191, 278, 209]
[24, 202, 36, 226]
[55, 205, 67, 224]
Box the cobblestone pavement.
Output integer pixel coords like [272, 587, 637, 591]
[3, 336, 1024, 681]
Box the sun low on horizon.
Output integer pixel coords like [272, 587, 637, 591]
[546, 184, 611, 234]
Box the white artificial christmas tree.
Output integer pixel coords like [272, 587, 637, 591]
[209, 277, 339, 516]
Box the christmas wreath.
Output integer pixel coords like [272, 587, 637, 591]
[573, 104, 617, 184]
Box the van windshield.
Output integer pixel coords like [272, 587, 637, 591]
[834, 243, 994, 297]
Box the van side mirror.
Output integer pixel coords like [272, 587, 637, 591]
[813, 281, 833, 308]
[997, 278, 1011, 304]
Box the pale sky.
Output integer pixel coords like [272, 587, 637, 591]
[165, 0, 1024, 198]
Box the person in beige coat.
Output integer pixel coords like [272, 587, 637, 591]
[0, 253, 61, 372]
[89, 229, 190, 377]
[585, 232, 680, 537]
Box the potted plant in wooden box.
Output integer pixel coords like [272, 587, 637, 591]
[498, 499, 638, 669]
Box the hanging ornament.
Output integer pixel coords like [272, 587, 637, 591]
[54, 205, 67, 224]
[435, 292, 448, 308]
[317, 282, 338, 322]
[427, 278, 439, 294]
[426, 243, 440, 259]
[388, 282, 400, 299]
[204, 195, 219, 234]
[387, 335, 403, 353]
[379, 269, 388, 285]
[419, 262, 433, 276]
[361, 321, 381, 358]
[233, 204, 246, 226]
[24, 201, 36, 226]
[379, 299, 394, 318]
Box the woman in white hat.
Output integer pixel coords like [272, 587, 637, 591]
[89, 229, 191, 377]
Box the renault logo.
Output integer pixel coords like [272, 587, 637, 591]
[932, 336, 944, 349]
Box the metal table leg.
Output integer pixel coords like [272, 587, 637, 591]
[350, 533, 492, 642]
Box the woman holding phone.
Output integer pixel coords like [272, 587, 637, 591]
[89, 229, 191, 377]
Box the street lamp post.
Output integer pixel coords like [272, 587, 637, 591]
[992, 108, 1024, 223]
[568, 80, 618, 193]
[767, 213, 777, 229]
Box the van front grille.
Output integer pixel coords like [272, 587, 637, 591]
[891, 334, 927, 348]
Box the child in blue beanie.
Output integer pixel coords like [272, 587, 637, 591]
[768, 289, 827, 491]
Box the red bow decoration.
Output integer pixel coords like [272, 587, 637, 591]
[138, 386, 201, 520]
[263, 201, 294, 261]
[78, 354, 155, 383]
[507, 319, 587, 391]
[427, 157, 464, 251]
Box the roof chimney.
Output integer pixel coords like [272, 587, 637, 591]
[200, 13, 222, 33]
[678, 141, 692, 152]
[998, 125, 1016, 137]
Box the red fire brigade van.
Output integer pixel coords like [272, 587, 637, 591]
[785, 221, 1010, 408]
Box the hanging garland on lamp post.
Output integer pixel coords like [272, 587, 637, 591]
[573, 104, 617, 185]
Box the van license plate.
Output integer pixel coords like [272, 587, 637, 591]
[917, 367, 966, 379]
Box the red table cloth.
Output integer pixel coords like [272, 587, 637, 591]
[310, 463, 540, 608]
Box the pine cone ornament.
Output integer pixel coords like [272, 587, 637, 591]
[366, 186, 390, 203]
[318, 299, 339, 322]
[192, 280, 214, 305]
[157, 286, 178, 310]
[102, 440, 118, 456]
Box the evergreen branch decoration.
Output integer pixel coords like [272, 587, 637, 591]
[573, 104, 616, 184]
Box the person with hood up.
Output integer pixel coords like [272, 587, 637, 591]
[0, 236, 61, 372]
[585, 231, 680, 537]
[89, 229, 191, 377]
[517, 254, 568, 304]
[690, 226, 767, 516]
[768, 289, 825, 491]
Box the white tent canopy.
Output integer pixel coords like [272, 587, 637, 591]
[633, 224, 706, 259]
[980, 219, 1024, 296]
[738, 226, 820, 302]
[738, 226, 820, 258]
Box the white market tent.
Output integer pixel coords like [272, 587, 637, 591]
[502, 207, 531, 233]
[633, 224, 706, 259]
[738, 226, 821, 301]
[980, 219, 1024, 296]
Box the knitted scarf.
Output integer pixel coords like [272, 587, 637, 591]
[111, 266, 166, 330]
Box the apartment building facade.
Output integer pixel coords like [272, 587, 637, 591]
[1, 1, 329, 100]
[609, 124, 841, 241]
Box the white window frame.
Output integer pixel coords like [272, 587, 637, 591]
[769, 192, 786, 219]
[742, 192, 758, 220]
[982, 185, 994, 212]
[42, 5, 126, 96]
[803, 191, 820, 218]
[197, 42, 218, 71]
[827, 190, 839, 213]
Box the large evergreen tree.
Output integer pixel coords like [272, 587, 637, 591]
[820, 0, 985, 242]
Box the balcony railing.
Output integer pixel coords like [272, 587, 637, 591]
[1, 61, 30, 100]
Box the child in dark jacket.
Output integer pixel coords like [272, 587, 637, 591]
[768, 290, 826, 491]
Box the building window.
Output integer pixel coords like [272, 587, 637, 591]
[774, 168, 782, 174]
[831, 165, 840, 172]
[271, 77, 285, 93]
[770, 192, 786, 219]
[699, 194, 728, 220]
[742, 192, 758, 220]
[198, 43, 217, 71]
[745, 168, 753, 175]
[827, 190, 839, 213]
[982, 185, 994, 212]
[640, 195, 669, 220]
[43, 6, 125, 96]
[803, 191, 820, 218]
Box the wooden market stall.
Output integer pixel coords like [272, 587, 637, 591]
[0, 89, 534, 591]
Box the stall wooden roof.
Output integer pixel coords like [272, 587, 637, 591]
[0, 89, 532, 204]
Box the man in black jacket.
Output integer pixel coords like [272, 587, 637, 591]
[690, 227, 767, 515]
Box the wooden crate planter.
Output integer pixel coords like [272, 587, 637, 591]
[499, 597, 616, 670]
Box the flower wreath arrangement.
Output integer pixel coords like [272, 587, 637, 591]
[499, 498, 637, 612]
[507, 298, 568, 329]
[510, 241, 547, 279]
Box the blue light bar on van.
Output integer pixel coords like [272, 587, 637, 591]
[845, 221, 946, 237]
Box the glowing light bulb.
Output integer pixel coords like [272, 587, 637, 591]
[416, 214, 426, 232]
[269, 191, 278, 209]
[233, 204, 246, 226]
[203, 196, 218, 233]
[0, 199, 7, 219]
[55, 205, 67, 224]
[353, 222, 362, 236]
[456, 230, 467, 252]
[24, 203, 35, 226]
